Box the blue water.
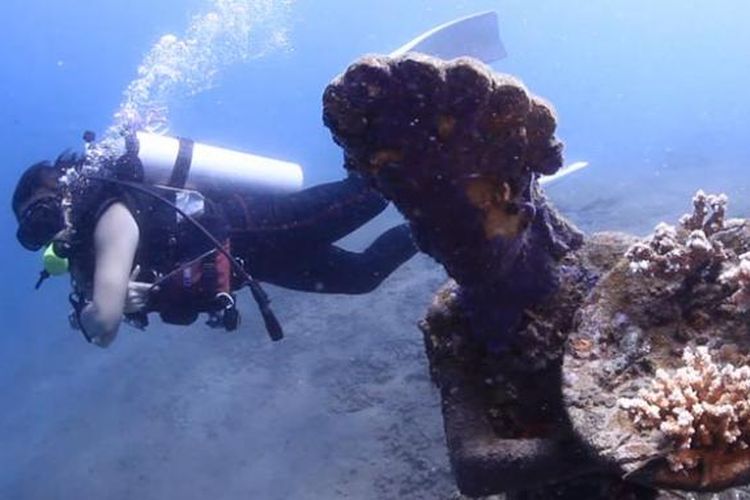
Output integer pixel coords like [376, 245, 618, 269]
[1, 1, 749, 498]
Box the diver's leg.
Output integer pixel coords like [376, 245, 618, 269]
[252, 224, 417, 294]
[224, 175, 388, 245]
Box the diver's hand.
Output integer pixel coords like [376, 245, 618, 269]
[124, 266, 156, 314]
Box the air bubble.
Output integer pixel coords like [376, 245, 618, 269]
[107, 0, 295, 141]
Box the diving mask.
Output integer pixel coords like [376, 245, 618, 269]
[16, 196, 64, 251]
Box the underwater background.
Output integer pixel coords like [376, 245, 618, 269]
[1, 0, 748, 498]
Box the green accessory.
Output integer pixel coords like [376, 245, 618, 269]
[42, 243, 69, 276]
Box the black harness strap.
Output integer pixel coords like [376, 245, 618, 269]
[168, 138, 195, 188]
[87, 175, 284, 342]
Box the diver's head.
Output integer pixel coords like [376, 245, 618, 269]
[12, 161, 65, 251]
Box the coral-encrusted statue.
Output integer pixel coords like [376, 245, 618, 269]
[323, 53, 582, 345]
[323, 53, 750, 496]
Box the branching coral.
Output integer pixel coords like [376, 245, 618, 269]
[624, 189, 750, 317]
[679, 190, 728, 236]
[625, 190, 728, 279]
[625, 223, 722, 277]
[619, 346, 750, 472]
[721, 252, 750, 311]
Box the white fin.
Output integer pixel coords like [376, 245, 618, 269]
[539, 161, 590, 186]
[390, 11, 507, 64]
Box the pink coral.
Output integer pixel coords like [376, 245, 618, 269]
[625, 191, 729, 279]
[720, 252, 750, 311]
[619, 346, 750, 471]
[679, 189, 728, 236]
[625, 223, 724, 278]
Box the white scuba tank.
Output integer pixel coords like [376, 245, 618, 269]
[134, 131, 304, 193]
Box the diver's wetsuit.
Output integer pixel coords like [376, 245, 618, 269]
[222, 175, 417, 294]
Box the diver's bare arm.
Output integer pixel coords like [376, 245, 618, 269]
[80, 203, 139, 347]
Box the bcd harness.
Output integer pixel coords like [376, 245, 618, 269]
[93, 176, 284, 342]
[41, 134, 284, 343]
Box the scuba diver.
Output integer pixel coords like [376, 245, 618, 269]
[11, 11, 517, 348]
[12, 131, 417, 347]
